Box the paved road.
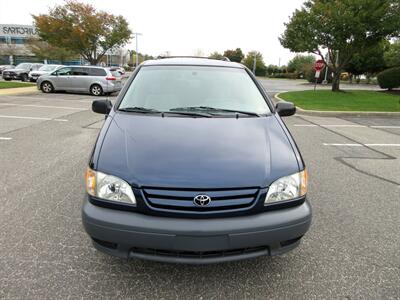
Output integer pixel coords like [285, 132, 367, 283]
[0, 89, 399, 299]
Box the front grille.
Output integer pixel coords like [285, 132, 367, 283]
[131, 246, 269, 259]
[142, 187, 259, 213]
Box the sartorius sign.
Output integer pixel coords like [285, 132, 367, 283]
[0, 24, 38, 37]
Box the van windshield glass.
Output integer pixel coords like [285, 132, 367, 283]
[119, 66, 270, 114]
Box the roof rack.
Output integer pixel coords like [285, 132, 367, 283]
[156, 56, 231, 62]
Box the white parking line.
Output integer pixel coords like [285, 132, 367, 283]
[323, 124, 366, 128]
[294, 124, 366, 128]
[0, 115, 68, 122]
[294, 124, 400, 129]
[0, 137, 12, 140]
[0, 103, 86, 110]
[370, 126, 400, 129]
[294, 124, 318, 127]
[323, 143, 400, 147]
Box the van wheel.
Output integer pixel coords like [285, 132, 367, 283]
[90, 84, 103, 96]
[21, 74, 28, 82]
[41, 81, 54, 93]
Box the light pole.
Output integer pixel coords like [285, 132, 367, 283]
[252, 54, 257, 75]
[133, 32, 143, 68]
[322, 52, 329, 85]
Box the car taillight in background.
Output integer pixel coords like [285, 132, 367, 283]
[106, 76, 117, 81]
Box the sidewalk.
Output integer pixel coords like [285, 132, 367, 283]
[0, 86, 38, 96]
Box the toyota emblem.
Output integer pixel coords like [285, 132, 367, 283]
[193, 194, 211, 206]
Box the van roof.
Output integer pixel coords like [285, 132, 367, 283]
[142, 57, 244, 68]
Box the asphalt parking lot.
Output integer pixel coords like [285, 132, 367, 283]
[1, 82, 399, 299]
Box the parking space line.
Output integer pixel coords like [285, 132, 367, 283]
[323, 143, 400, 147]
[293, 124, 318, 127]
[0, 137, 12, 140]
[0, 115, 68, 122]
[323, 124, 366, 128]
[0, 103, 86, 110]
[294, 124, 400, 129]
[370, 126, 400, 129]
[294, 124, 366, 128]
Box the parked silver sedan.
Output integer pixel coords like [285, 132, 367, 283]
[37, 66, 123, 96]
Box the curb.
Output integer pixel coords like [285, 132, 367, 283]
[274, 92, 400, 118]
[0, 86, 39, 96]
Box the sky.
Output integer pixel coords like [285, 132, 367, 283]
[0, 0, 307, 65]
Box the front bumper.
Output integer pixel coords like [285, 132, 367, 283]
[2, 73, 20, 80]
[82, 197, 312, 264]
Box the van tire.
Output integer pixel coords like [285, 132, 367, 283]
[90, 84, 103, 96]
[41, 81, 54, 93]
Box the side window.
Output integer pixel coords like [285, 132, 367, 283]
[72, 67, 89, 76]
[56, 67, 72, 76]
[89, 68, 107, 76]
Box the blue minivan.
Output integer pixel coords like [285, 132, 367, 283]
[82, 57, 311, 264]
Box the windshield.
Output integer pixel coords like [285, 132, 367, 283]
[16, 63, 30, 69]
[119, 66, 270, 115]
[39, 65, 58, 71]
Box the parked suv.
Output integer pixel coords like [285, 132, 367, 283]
[0, 65, 14, 75]
[82, 57, 311, 264]
[37, 66, 122, 95]
[2, 63, 43, 81]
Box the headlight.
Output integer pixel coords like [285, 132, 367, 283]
[85, 168, 136, 204]
[264, 169, 308, 204]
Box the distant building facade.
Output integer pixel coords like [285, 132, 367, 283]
[0, 24, 129, 66]
[0, 24, 38, 64]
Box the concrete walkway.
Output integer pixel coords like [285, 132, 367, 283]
[0, 86, 38, 96]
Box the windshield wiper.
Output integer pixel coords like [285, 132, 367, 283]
[164, 111, 212, 118]
[170, 106, 260, 117]
[118, 107, 161, 114]
[118, 106, 210, 117]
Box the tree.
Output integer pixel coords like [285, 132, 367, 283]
[33, 1, 132, 65]
[345, 40, 388, 82]
[384, 40, 400, 68]
[280, 0, 400, 91]
[242, 51, 267, 76]
[127, 50, 154, 66]
[223, 48, 244, 63]
[287, 54, 315, 77]
[208, 51, 224, 60]
[27, 38, 78, 63]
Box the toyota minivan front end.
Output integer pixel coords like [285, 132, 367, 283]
[82, 57, 312, 264]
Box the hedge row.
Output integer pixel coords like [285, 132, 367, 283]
[377, 67, 400, 90]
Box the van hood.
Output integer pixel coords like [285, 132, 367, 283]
[97, 113, 300, 189]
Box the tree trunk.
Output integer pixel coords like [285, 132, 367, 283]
[332, 72, 340, 91]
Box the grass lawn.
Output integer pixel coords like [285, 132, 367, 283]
[0, 81, 35, 89]
[278, 90, 400, 112]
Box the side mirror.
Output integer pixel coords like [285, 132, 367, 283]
[275, 101, 296, 117]
[92, 100, 112, 115]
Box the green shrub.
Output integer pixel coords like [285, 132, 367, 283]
[377, 67, 400, 90]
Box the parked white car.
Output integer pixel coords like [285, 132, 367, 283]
[29, 64, 64, 82]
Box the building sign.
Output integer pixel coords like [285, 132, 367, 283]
[0, 24, 38, 37]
